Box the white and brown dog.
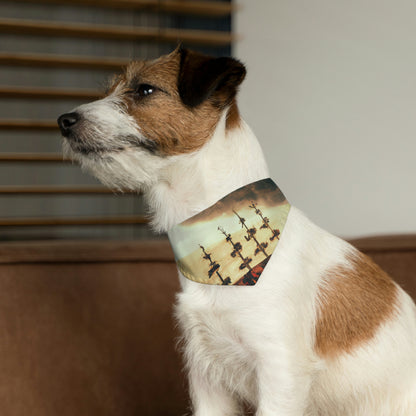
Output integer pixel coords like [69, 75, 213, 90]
[58, 48, 416, 415]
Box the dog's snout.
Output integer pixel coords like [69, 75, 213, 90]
[58, 112, 80, 136]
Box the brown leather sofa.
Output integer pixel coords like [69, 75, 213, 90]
[0, 236, 415, 416]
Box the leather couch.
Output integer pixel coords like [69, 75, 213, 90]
[0, 236, 414, 415]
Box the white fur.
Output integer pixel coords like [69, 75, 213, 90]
[64, 97, 416, 415]
[63, 89, 168, 191]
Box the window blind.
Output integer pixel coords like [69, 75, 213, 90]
[0, 0, 233, 240]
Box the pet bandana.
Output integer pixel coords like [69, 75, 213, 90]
[168, 178, 290, 286]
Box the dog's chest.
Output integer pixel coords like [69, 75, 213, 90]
[176, 291, 257, 392]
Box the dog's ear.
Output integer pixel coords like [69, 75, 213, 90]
[178, 48, 246, 108]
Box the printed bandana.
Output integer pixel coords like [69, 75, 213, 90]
[168, 178, 290, 286]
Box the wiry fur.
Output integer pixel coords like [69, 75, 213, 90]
[58, 48, 416, 415]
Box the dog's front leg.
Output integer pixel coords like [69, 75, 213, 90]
[189, 368, 241, 416]
[254, 347, 312, 416]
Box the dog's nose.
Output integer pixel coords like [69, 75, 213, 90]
[57, 112, 80, 136]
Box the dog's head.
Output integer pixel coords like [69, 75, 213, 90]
[58, 47, 246, 191]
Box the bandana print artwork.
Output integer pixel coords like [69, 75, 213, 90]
[168, 179, 290, 286]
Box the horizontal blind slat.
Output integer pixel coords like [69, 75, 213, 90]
[0, 120, 58, 130]
[0, 18, 234, 46]
[0, 153, 64, 162]
[0, 186, 137, 194]
[0, 215, 148, 226]
[9, 0, 234, 17]
[0, 87, 101, 100]
[0, 53, 129, 70]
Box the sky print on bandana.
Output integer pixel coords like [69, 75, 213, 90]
[168, 178, 290, 286]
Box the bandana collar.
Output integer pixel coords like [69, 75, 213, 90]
[168, 178, 290, 286]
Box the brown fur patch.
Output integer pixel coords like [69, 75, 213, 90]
[226, 99, 241, 130]
[108, 50, 224, 156]
[315, 251, 398, 358]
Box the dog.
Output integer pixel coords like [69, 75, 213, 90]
[58, 47, 416, 415]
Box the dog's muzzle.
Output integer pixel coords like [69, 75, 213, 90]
[57, 112, 80, 137]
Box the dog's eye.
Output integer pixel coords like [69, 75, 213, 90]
[134, 84, 156, 98]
